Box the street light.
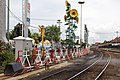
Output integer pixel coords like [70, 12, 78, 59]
[57, 19, 62, 47]
[78, 1, 85, 45]
[57, 19, 62, 39]
[57, 19, 62, 32]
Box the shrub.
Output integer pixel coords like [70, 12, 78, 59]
[0, 40, 15, 67]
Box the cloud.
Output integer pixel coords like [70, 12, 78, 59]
[10, 0, 120, 43]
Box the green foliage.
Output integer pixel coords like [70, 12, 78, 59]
[0, 50, 15, 66]
[45, 25, 61, 42]
[64, 0, 78, 47]
[65, 39, 75, 48]
[61, 39, 66, 45]
[31, 32, 40, 44]
[0, 41, 15, 66]
[9, 23, 22, 39]
[9, 23, 31, 39]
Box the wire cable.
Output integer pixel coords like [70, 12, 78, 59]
[29, 25, 38, 29]
[31, 18, 58, 21]
[6, 3, 23, 23]
[6, 4, 39, 30]
[89, 31, 118, 34]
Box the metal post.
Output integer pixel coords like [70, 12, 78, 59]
[41, 26, 45, 61]
[7, 0, 10, 41]
[22, 0, 28, 37]
[57, 20, 62, 47]
[57, 20, 62, 33]
[78, 1, 85, 45]
[80, 4, 82, 44]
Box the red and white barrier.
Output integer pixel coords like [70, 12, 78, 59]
[16, 47, 90, 70]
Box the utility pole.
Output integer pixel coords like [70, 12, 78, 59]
[7, 0, 10, 41]
[57, 19, 62, 47]
[78, 1, 85, 45]
[22, 0, 30, 37]
[57, 20, 62, 32]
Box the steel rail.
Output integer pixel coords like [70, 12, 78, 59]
[68, 53, 103, 80]
[95, 53, 111, 80]
[40, 69, 66, 80]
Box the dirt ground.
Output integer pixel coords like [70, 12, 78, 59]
[100, 51, 120, 80]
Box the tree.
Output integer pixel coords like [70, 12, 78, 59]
[9, 23, 22, 39]
[61, 39, 66, 46]
[31, 32, 40, 44]
[9, 23, 31, 39]
[45, 25, 61, 43]
[65, 39, 75, 48]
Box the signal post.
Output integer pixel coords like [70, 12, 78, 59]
[39, 25, 45, 61]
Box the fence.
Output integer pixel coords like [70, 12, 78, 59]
[16, 48, 90, 69]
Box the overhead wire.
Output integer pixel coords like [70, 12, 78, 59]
[6, 4, 39, 30]
[5, 3, 23, 23]
[29, 25, 38, 29]
[89, 31, 118, 34]
[5, 1, 59, 29]
[6, 4, 59, 30]
[31, 18, 58, 21]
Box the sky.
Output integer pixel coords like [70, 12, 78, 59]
[9, 0, 120, 44]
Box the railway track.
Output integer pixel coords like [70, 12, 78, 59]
[2, 50, 112, 80]
[33, 51, 111, 80]
[68, 52, 111, 80]
[29, 52, 103, 80]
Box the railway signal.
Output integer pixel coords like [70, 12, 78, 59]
[39, 25, 45, 61]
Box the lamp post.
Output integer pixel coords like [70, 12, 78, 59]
[57, 19, 62, 32]
[57, 19, 62, 47]
[78, 1, 85, 45]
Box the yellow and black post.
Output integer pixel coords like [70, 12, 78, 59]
[39, 25, 45, 61]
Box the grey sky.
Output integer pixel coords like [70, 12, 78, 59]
[9, 0, 120, 44]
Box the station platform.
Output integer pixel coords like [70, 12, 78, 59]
[2, 61, 72, 80]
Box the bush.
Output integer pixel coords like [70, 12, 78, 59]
[0, 40, 15, 67]
[0, 50, 15, 66]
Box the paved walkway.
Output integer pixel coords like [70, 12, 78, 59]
[4, 61, 72, 80]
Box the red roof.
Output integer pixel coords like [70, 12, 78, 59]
[98, 43, 112, 47]
[112, 36, 120, 43]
